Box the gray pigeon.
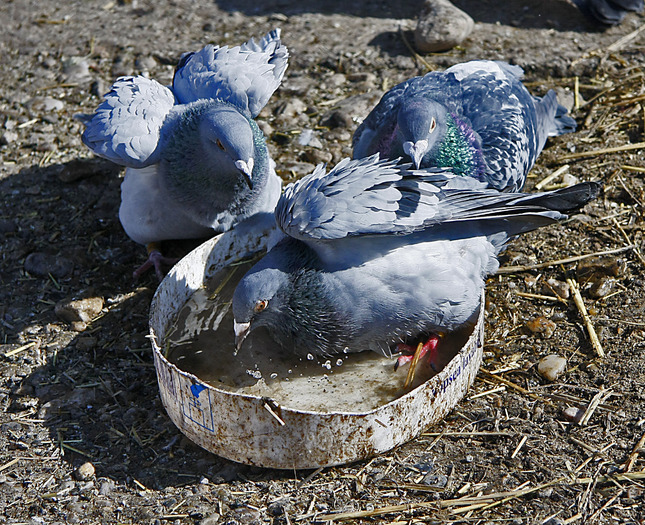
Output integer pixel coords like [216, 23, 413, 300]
[232, 155, 599, 366]
[78, 29, 287, 279]
[353, 60, 576, 193]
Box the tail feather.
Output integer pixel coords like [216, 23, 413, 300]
[536, 90, 577, 145]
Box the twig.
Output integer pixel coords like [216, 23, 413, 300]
[579, 389, 613, 426]
[567, 277, 605, 358]
[622, 430, 645, 472]
[404, 341, 424, 389]
[497, 246, 634, 274]
[612, 217, 645, 266]
[421, 431, 513, 437]
[535, 165, 570, 191]
[398, 26, 433, 72]
[606, 23, 645, 53]
[559, 141, 645, 161]
[515, 291, 567, 304]
[622, 165, 645, 173]
[3, 342, 37, 357]
[510, 435, 528, 459]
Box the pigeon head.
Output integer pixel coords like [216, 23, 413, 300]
[199, 105, 256, 188]
[232, 264, 293, 350]
[397, 98, 448, 168]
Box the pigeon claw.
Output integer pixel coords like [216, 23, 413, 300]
[133, 243, 179, 281]
[395, 333, 442, 372]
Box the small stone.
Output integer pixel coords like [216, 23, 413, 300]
[62, 57, 92, 83]
[577, 256, 623, 279]
[74, 462, 95, 481]
[538, 355, 567, 382]
[320, 109, 353, 129]
[0, 130, 18, 145]
[274, 98, 307, 120]
[24, 252, 74, 278]
[135, 55, 157, 72]
[231, 506, 260, 524]
[55, 297, 104, 324]
[422, 473, 448, 488]
[301, 148, 333, 164]
[26, 96, 65, 113]
[588, 276, 616, 298]
[199, 514, 221, 525]
[414, 0, 474, 53]
[75, 336, 97, 351]
[542, 278, 570, 299]
[71, 321, 87, 332]
[526, 316, 557, 338]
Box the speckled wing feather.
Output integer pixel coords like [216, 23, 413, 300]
[80, 76, 175, 168]
[275, 155, 598, 245]
[172, 29, 288, 117]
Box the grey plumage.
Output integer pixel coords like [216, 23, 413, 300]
[353, 60, 576, 193]
[232, 155, 600, 359]
[78, 29, 287, 277]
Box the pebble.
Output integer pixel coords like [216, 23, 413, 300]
[297, 129, 323, 148]
[542, 278, 570, 299]
[422, 473, 448, 488]
[588, 276, 616, 298]
[231, 506, 261, 524]
[74, 462, 95, 481]
[526, 316, 557, 339]
[26, 96, 65, 113]
[320, 109, 353, 129]
[538, 355, 567, 381]
[0, 130, 18, 145]
[62, 57, 92, 83]
[55, 296, 104, 324]
[199, 514, 221, 525]
[301, 148, 333, 164]
[577, 256, 622, 279]
[75, 336, 97, 351]
[24, 252, 74, 278]
[414, 0, 474, 53]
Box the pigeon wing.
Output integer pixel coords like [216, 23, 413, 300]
[79, 76, 175, 168]
[276, 155, 599, 244]
[172, 29, 288, 117]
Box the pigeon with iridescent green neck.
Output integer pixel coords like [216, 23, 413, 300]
[78, 29, 287, 279]
[353, 60, 576, 193]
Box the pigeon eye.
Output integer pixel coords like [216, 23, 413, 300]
[216, 139, 225, 150]
[429, 117, 437, 133]
[254, 299, 268, 313]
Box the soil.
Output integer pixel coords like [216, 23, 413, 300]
[1, 0, 645, 523]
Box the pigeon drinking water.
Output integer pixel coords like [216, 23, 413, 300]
[232, 155, 600, 371]
[78, 29, 287, 279]
[353, 60, 576, 193]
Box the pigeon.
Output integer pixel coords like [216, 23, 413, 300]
[78, 29, 287, 279]
[352, 60, 576, 193]
[232, 155, 600, 367]
[576, 0, 643, 25]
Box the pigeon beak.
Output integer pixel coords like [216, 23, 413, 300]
[235, 158, 254, 189]
[402, 140, 428, 169]
[234, 320, 251, 350]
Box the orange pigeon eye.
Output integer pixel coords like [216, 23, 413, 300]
[254, 299, 268, 313]
[429, 117, 437, 133]
[216, 139, 225, 150]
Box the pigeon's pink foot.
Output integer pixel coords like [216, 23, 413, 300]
[133, 243, 179, 281]
[395, 334, 442, 372]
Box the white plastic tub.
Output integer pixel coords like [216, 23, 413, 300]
[149, 226, 484, 469]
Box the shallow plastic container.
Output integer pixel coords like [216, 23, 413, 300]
[149, 226, 484, 469]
